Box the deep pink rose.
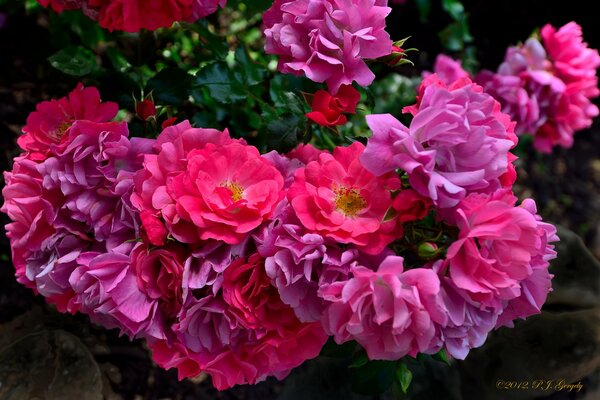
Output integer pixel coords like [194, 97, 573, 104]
[131, 121, 261, 245]
[37, 0, 82, 12]
[1, 157, 55, 286]
[150, 253, 328, 390]
[286, 143, 325, 165]
[18, 83, 118, 161]
[132, 243, 188, 316]
[392, 189, 432, 224]
[288, 142, 402, 255]
[168, 142, 284, 244]
[188, 0, 227, 20]
[444, 190, 558, 311]
[223, 253, 298, 331]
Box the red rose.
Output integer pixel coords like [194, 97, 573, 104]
[140, 210, 168, 246]
[161, 116, 178, 129]
[132, 243, 187, 316]
[306, 85, 360, 126]
[222, 253, 296, 330]
[392, 189, 432, 224]
[136, 98, 157, 120]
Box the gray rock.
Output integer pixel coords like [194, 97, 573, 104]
[458, 308, 600, 400]
[0, 330, 103, 400]
[547, 226, 600, 308]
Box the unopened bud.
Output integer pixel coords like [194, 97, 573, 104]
[417, 242, 439, 259]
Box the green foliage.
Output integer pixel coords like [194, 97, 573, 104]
[146, 68, 193, 106]
[194, 62, 247, 103]
[266, 113, 306, 153]
[350, 360, 397, 395]
[48, 46, 99, 76]
[396, 362, 413, 394]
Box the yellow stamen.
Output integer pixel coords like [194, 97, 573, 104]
[333, 185, 366, 217]
[221, 181, 245, 202]
[48, 121, 72, 142]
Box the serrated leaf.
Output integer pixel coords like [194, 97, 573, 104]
[146, 68, 193, 106]
[48, 46, 98, 77]
[396, 362, 413, 394]
[266, 113, 302, 153]
[234, 47, 267, 86]
[195, 62, 246, 103]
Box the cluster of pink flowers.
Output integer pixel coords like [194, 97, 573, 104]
[264, 0, 393, 93]
[2, 78, 558, 389]
[37, 0, 226, 31]
[429, 22, 600, 152]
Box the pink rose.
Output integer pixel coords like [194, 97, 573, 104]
[18, 83, 118, 161]
[288, 142, 402, 255]
[168, 142, 284, 244]
[71, 245, 164, 339]
[322, 256, 447, 359]
[444, 190, 557, 310]
[362, 77, 516, 208]
[264, 0, 393, 93]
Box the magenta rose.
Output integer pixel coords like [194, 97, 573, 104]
[132, 243, 188, 316]
[264, 0, 393, 93]
[362, 77, 516, 208]
[18, 83, 118, 161]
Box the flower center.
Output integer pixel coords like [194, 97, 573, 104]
[48, 121, 72, 143]
[221, 181, 245, 202]
[333, 185, 366, 217]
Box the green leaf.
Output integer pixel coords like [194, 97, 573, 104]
[396, 362, 413, 394]
[234, 47, 267, 86]
[229, 0, 272, 16]
[433, 349, 451, 365]
[195, 62, 246, 104]
[47, 46, 98, 77]
[442, 0, 465, 20]
[193, 21, 229, 60]
[146, 68, 193, 106]
[266, 113, 303, 153]
[349, 351, 369, 369]
[439, 21, 467, 51]
[350, 360, 396, 395]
